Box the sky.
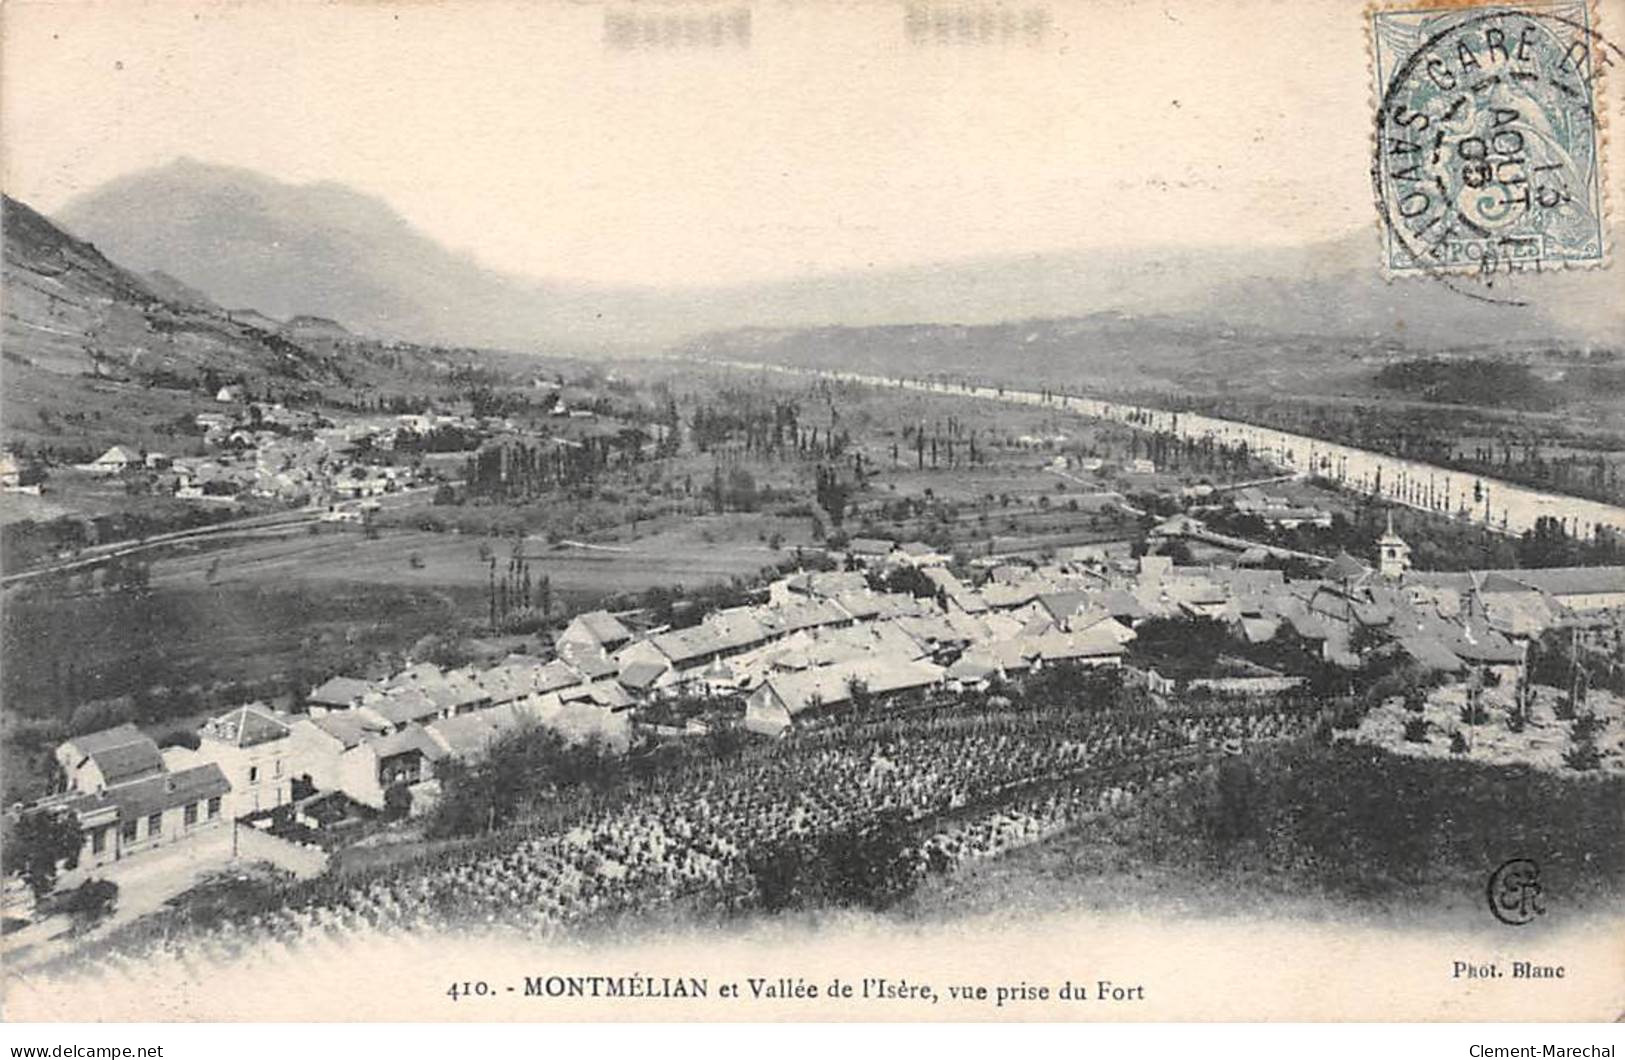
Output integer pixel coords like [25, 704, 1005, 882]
[0, 0, 1460, 288]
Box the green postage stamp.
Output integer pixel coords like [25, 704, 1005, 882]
[1371, 1, 1611, 276]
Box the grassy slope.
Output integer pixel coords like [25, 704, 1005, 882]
[903, 741, 1624, 931]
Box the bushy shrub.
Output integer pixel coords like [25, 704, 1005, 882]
[1331, 700, 1369, 731]
[69, 698, 133, 735]
[1565, 714, 1604, 772]
[1564, 741, 1602, 772]
[60, 878, 118, 930]
[382, 781, 413, 821]
[1450, 731, 1469, 755]
[1209, 757, 1260, 843]
[745, 812, 920, 913]
[1571, 714, 1605, 742]
[157, 729, 201, 751]
[1403, 717, 1429, 743]
[425, 729, 620, 839]
[5, 809, 83, 899]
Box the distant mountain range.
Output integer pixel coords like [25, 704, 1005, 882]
[679, 312, 1377, 397]
[40, 158, 1625, 359]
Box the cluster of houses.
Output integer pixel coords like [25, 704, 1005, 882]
[53, 393, 631, 510]
[1221, 486, 1335, 530]
[71, 438, 421, 507]
[28, 707, 281, 878]
[21, 517, 1625, 887]
[25, 677, 634, 881]
[69, 409, 428, 506]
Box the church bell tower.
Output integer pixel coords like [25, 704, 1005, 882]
[1377, 512, 1411, 579]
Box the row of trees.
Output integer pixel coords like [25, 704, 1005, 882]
[1171, 392, 1625, 507]
[1517, 516, 1625, 569]
[484, 543, 554, 633]
[461, 433, 646, 502]
[689, 395, 803, 455]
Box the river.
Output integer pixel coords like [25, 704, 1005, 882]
[730, 361, 1625, 540]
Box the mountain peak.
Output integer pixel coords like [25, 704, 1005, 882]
[56, 162, 464, 343]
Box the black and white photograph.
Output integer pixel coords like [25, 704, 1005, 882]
[0, 0, 1622, 1027]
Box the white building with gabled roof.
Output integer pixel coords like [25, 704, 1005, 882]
[194, 704, 294, 817]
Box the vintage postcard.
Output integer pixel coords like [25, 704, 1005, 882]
[1, 0, 1622, 1024]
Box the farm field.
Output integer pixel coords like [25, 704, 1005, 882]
[151, 511, 811, 597]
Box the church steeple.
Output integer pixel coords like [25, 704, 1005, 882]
[1377, 511, 1410, 578]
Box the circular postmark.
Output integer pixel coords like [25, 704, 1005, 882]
[1371, 5, 1619, 303]
[1486, 857, 1546, 925]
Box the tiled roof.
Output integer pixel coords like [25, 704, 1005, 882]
[370, 724, 448, 762]
[306, 712, 371, 749]
[618, 660, 668, 690]
[90, 741, 167, 787]
[366, 688, 442, 726]
[832, 591, 883, 619]
[202, 704, 290, 749]
[68, 763, 230, 824]
[386, 662, 443, 688]
[1478, 572, 1538, 594]
[562, 681, 633, 710]
[986, 639, 1037, 671]
[759, 655, 944, 716]
[65, 726, 164, 787]
[66, 724, 149, 756]
[1096, 588, 1150, 619]
[567, 610, 633, 646]
[1325, 552, 1369, 582]
[981, 582, 1039, 609]
[947, 651, 999, 681]
[557, 642, 618, 679]
[426, 708, 521, 758]
[1037, 590, 1095, 623]
[537, 659, 590, 692]
[1506, 566, 1625, 598]
[652, 627, 722, 665]
[1399, 635, 1466, 672]
[1026, 626, 1125, 661]
[308, 676, 372, 706]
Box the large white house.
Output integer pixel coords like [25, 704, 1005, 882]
[191, 705, 295, 817]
